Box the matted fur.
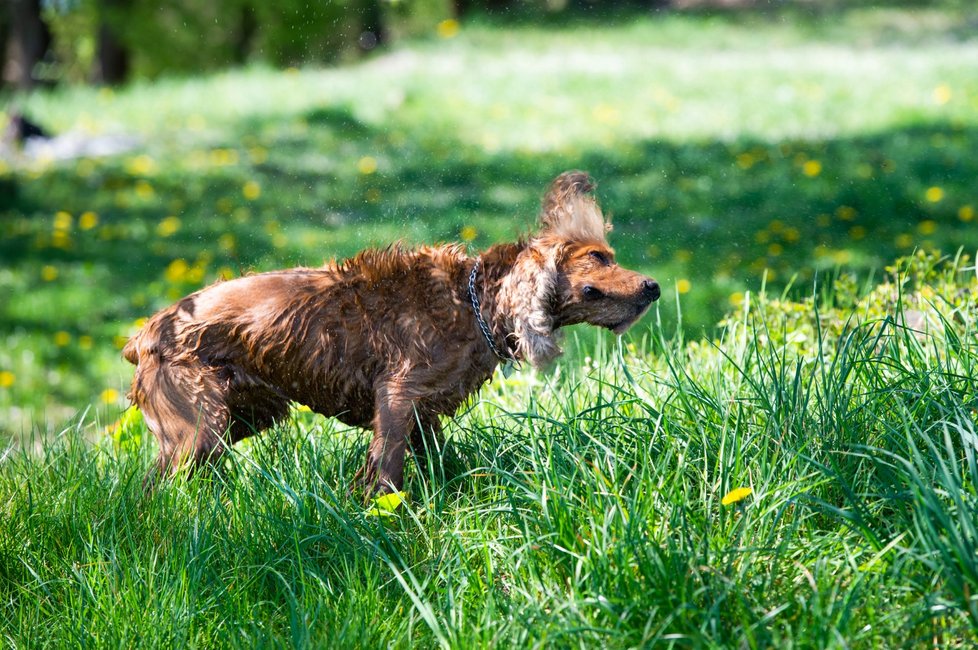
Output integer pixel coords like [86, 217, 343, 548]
[124, 171, 660, 497]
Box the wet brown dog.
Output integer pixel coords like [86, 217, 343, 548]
[124, 171, 659, 496]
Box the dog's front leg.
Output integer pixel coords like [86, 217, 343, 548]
[353, 384, 415, 499]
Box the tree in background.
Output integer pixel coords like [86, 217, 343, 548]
[3, 0, 52, 89]
[94, 0, 129, 84]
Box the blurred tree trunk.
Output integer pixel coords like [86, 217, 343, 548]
[233, 3, 257, 64]
[358, 0, 386, 48]
[94, 0, 131, 84]
[2, 0, 51, 89]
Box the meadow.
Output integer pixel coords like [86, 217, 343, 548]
[1, 4, 978, 647]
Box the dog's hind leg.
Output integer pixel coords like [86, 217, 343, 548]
[131, 355, 232, 486]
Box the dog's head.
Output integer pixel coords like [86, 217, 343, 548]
[501, 171, 660, 367]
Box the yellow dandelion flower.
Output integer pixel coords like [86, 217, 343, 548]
[925, 186, 944, 203]
[100, 388, 120, 404]
[186, 263, 205, 284]
[959, 205, 974, 222]
[592, 104, 620, 125]
[79, 211, 99, 230]
[126, 154, 157, 176]
[460, 225, 478, 242]
[767, 243, 783, 256]
[134, 180, 155, 199]
[918, 220, 937, 235]
[736, 153, 756, 170]
[357, 156, 378, 175]
[209, 148, 239, 166]
[78, 335, 93, 350]
[895, 233, 914, 248]
[802, 160, 822, 177]
[54, 331, 71, 347]
[165, 258, 189, 283]
[51, 231, 72, 250]
[676, 278, 691, 294]
[721, 486, 753, 506]
[113, 335, 129, 349]
[835, 206, 857, 221]
[728, 292, 745, 307]
[133, 317, 147, 330]
[216, 197, 233, 214]
[157, 216, 181, 237]
[849, 225, 867, 240]
[242, 180, 261, 201]
[783, 227, 800, 243]
[218, 233, 236, 252]
[249, 147, 268, 164]
[436, 18, 460, 39]
[41, 265, 58, 282]
[0, 371, 14, 388]
[217, 266, 235, 280]
[674, 249, 692, 263]
[53, 211, 73, 231]
[933, 84, 952, 105]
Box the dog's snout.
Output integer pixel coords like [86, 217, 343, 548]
[641, 279, 660, 304]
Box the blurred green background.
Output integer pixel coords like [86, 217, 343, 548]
[2, 0, 977, 437]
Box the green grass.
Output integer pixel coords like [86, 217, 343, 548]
[2, 5, 978, 646]
[2, 252, 976, 646]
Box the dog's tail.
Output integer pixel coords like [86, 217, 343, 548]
[122, 330, 142, 365]
[129, 340, 230, 482]
[123, 315, 164, 366]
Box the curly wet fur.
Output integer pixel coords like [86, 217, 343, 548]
[124, 171, 660, 496]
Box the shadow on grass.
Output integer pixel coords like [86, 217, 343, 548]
[1, 111, 976, 430]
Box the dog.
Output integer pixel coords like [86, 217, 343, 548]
[124, 171, 660, 496]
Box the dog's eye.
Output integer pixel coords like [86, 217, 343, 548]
[588, 250, 611, 266]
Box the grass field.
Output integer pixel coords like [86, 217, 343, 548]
[2, 4, 978, 647]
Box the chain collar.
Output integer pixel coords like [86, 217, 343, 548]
[468, 258, 517, 364]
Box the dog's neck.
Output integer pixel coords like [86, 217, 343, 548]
[472, 240, 562, 368]
[470, 242, 524, 361]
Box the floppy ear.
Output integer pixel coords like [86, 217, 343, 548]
[498, 246, 563, 368]
[539, 171, 611, 242]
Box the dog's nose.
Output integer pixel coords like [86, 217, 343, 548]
[641, 279, 660, 304]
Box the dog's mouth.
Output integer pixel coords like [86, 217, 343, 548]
[606, 314, 640, 335]
[605, 303, 653, 335]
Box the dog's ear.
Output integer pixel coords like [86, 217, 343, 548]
[539, 171, 611, 242]
[499, 247, 562, 368]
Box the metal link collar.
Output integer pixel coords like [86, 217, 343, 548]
[468, 258, 517, 364]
